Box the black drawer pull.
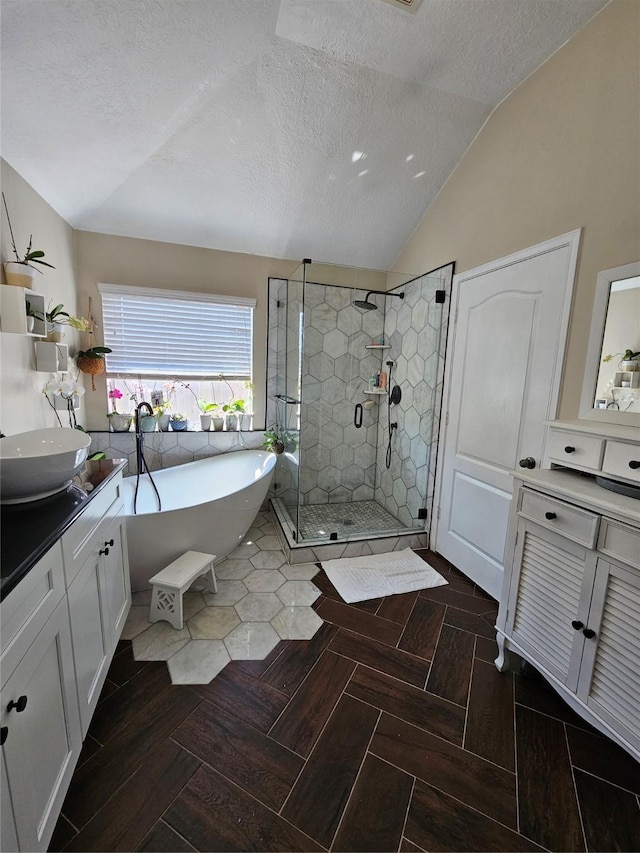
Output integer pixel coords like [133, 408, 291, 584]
[564, 446, 576, 454]
[99, 547, 110, 556]
[105, 538, 115, 547]
[545, 512, 557, 520]
[582, 628, 596, 639]
[629, 460, 640, 470]
[7, 695, 27, 713]
[0, 727, 7, 746]
[571, 620, 584, 630]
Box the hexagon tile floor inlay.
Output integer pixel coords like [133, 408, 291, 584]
[125, 512, 324, 684]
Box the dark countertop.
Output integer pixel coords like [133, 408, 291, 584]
[1, 459, 127, 601]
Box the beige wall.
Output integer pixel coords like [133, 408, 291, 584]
[393, 0, 640, 419]
[1, 160, 83, 434]
[75, 231, 297, 428]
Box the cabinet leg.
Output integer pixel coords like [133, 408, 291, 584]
[495, 633, 510, 672]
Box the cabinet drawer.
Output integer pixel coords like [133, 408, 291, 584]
[547, 429, 605, 471]
[519, 490, 599, 548]
[599, 519, 640, 568]
[0, 542, 65, 681]
[61, 477, 122, 585]
[602, 440, 640, 484]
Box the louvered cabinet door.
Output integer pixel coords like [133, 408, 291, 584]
[507, 519, 597, 689]
[577, 560, 640, 753]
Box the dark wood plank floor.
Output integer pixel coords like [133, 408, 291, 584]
[50, 550, 640, 853]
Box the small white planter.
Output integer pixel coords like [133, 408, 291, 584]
[211, 416, 224, 431]
[157, 413, 171, 431]
[4, 262, 36, 288]
[200, 414, 211, 431]
[620, 360, 638, 372]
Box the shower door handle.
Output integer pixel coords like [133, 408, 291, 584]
[354, 403, 363, 429]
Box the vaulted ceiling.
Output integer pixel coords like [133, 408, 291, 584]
[1, 0, 608, 269]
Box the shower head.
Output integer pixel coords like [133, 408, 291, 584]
[352, 290, 405, 311]
[353, 297, 378, 311]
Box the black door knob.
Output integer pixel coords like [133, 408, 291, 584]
[564, 446, 576, 453]
[571, 620, 584, 630]
[105, 538, 115, 547]
[545, 512, 557, 520]
[99, 547, 110, 556]
[7, 695, 27, 713]
[582, 628, 596, 639]
[0, 727, 7, 746]
[518, 457, 536, 469]
[629, 460, 640, 470]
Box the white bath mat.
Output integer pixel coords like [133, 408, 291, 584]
[320, 548, 448, 603]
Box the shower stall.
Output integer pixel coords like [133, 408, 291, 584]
[267, 259, 453, 560]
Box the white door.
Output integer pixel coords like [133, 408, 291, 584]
[435, 231, 580, 599]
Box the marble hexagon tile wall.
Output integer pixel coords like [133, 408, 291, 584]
[374, 266, 452, 532]
[89, 429, 265, 476]
[298, 281, 384, 505]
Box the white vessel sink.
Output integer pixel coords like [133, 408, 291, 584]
[0, 428, 92, 503]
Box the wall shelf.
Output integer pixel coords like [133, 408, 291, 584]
[0, 284, 46, 336]
[35, 341, 69, 372]
[613, 371, 640, 389]
[364, 388, 388, 395]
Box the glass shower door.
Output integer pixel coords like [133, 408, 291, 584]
[270, 272, 303, 537]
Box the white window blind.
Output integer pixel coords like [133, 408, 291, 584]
[98, 284, 254, 379]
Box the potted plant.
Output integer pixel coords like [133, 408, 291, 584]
[2, 192, 56, 287]
[76, 346, 112, 391]
[25, 299, 38, 333]
[170, 412, 188, 431]
[38, 303, 90, 342]
[620, 349, 640, 371]
[223, 399, 246, 431]
[263, 428, 285, 454]
[602, 348, 640, 371]
[197, 399, 219, 431]
[107, 387, 132, 432]
[153, 402, 172, 431]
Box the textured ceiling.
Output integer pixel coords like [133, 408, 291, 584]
[1, 0, 608, 270]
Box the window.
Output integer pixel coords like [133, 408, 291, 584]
[98, 283, 255, 425]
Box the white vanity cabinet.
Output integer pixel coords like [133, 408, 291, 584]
[0, 467, 131, 852]
[63, 477, 131, 736]
[0, 543, 82, 853]
[544, 420, 640, 486]
[497, 468, 640, 760]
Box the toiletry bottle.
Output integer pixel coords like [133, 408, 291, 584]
[369, 374, 377, 390]
[380, 371, 387, 390]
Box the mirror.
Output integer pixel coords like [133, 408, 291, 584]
[580, 261, 640, 426]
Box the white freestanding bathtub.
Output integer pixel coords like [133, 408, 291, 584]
[121, 450, 276, 590]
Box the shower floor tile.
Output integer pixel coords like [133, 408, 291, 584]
[295, 500, 405, 540]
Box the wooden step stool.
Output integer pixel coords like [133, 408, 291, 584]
[149, 551, 217, 630]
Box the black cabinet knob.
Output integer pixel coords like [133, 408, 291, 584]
[629, 460, 640, 470]
[7, 695, 27, 713]
[571, 620, 584, 630]
[564, 446, 576, 453]
[0, 727, 7, 746]
[518, 457, 536, 469]
[99, 547, 110, 556]
[545, 511, 557, 520]
[582, 628, 596, 639]
[105, 538, 115, 547]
